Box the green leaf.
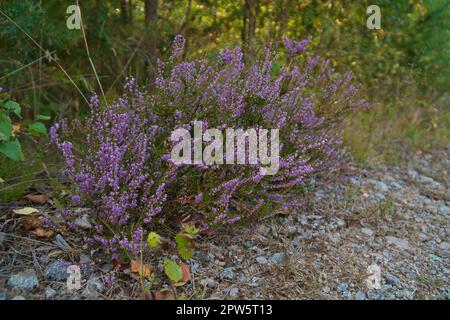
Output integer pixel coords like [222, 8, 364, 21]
[36, 114, 51, 121]
[147, 232, 161, 249]
[163, 259, 182, 283]
[0, 140, 24, 161]
[0, 111, 12, 141]
[175, 233, 193, 260]
[182, 223, 199, 237]
[3, 101, 21, 119]
[28, 122, 47, 136]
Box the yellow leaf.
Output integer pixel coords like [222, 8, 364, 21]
[0, 177, 4, 184]
[13, 124, 21, 133]
[13, 207, 39, 215]
[147, 231, 161, 248]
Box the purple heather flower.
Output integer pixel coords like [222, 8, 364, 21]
[171, 35, 186, 60]
[284, 36, 312, 57]
[52, 34, 367, 260]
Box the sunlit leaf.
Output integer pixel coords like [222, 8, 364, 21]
[175, 233, 193, 260]
[163, 258, 182, 283]
[147, 231, 161, 249]
[13, 207, 39, 215]
[182, 223, 199, 236]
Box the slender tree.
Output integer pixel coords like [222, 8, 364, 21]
[144, 0, 158, 87]
[242, 0, 259, 58]
[121, 0, 128, 23]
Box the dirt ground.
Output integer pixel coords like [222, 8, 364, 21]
[1, 148, 449, 300]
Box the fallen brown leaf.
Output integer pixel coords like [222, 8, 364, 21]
[23, 216, 43, 230]
[180, 262, 191, 283]
[130, 260, 153, 278]
[23, 194, 49, 204]
[152, 290, 175, 300]
[32, 228, 54, 239]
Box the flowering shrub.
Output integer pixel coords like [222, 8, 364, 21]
[52, 35, 368, 261]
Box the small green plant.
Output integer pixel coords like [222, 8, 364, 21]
[0, 89, 50, 161]
[163, 258, 183, 283]
[0, 91, 24, 161]
[175, 223, 199, 261]
[147, 232, 162, 249]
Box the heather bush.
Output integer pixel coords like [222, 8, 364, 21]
[52, 36, 367, 262]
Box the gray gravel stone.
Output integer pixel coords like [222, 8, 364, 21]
[81, 277, 104, 298]
[361, 228, 374, 237]
[74, 214, 92, 229]
[369, 179, 389, 192]
[385, 272, 402, 287]
[45, 287, 57, 299]
[229, 287, 239, 299]
[191, 261, 201, 274]
[79, 254, 93, 265]
[12, 296, 26, 300]
[44, 261, 68, 281]
[336, 219, 346, 228]
[8, 270, 39, 291]
[355, 291, 366, 300]
[220, 267, 235, 280]
[250, 276, 262, 287]
[256, 256, 268, 265]
[438, 206, 450, 215]
[401, 289, 415, 299]
[200, 278, 217, 288]
[407, 169, 419, 180]
[367, 289, 385, 300]
[86, 277, 104, 293]
[292, 236, 301, 250]
[243, 240, 253, 248]
[337, 283, 349, 292]
[385, 236, 410, 250]
[271, 252, 285, 264]
[390, 181, 403, 190]
[100, 263, 113, 273]
[341, 291, 353, 299]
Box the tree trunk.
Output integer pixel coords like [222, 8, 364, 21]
[144, 0, 158, 88]
[276, 0, 289, 45]
[242, 0, 259, 59]
[242, 0, 247, 49]
[180, 0, 192, 59]
[120, 0, 128, 23]
[145, 0, 158, 24]
[128, 0, 133, 23]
